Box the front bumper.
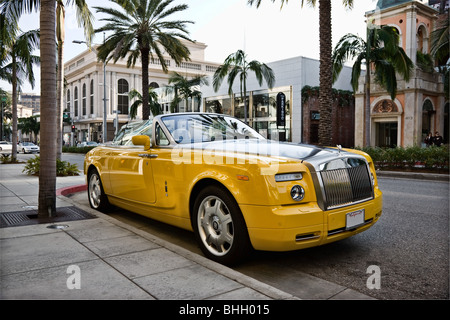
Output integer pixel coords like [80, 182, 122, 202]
[241, 189, 382, 252]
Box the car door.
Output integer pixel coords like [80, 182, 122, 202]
[108, 146, 156, 204]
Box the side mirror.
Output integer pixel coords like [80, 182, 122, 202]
[132, 135, 151, 150]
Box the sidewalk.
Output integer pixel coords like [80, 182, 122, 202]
[7, 161, 445, 301]
[1, 162, 298, 300]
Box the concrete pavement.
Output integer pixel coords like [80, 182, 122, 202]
[1, 161, 298, 301]
[4, 158, 445, 301]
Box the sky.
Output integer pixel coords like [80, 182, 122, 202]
[1, 0, 378, 94]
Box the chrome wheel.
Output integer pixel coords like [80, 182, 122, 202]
[87, 169, 110, 212]
[88, 173, 102, 209]
[193, 185, 252, 265]
[197, 195, 234, 257]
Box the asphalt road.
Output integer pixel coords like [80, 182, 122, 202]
[19, 153, 449, 300]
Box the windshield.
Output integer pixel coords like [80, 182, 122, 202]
[161, 114, 264, 144]
[112, 119, 153, 145]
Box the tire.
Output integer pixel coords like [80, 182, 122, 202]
[192, 185, 252, 266]
[87, 169, 111, 212]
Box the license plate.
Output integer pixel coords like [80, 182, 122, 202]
[346, 209, 365, 230]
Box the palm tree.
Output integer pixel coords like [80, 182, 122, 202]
[128, 88, 161, 119]
[431, 8, 449, 99]
[18, 115, 40, 142]
[94, 0, 193, 120]
[247, 0, 353, 146]
[212, 49, 275, 124]
[332, 25, 414, 146]
[166, 72, 209, 113]
[0, 19, 39, 161]
[1, 0, 94, 217]
[0, 88, 12, 140]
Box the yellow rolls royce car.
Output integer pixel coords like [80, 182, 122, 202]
[84, 113, 382, 265]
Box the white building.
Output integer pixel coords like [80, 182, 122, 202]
[65, 40, 355, 145]
[64, 39, 220, 144]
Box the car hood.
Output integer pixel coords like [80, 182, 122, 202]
[186, 140, 367, 172]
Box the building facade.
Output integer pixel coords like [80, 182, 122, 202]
[64, 40, 220, 144]
[201, 56, 355, 144]
[355, 0, 448, 147]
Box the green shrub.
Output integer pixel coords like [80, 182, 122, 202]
[62, 146, 96, 154]
[357, 145, 449, 172]
[22, 155, 81, 176]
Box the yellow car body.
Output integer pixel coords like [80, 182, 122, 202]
[84, 113, 382, 265]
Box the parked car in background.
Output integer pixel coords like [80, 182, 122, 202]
[84, 113, 383, 265]
[0, 141, 13, 154]
[19, 142, 40, 154]
[77, 141, 99, 148]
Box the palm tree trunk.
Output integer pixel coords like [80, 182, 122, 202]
[141, 49, 150, 120]
[56, 40, 64, 160]
[243, 80, 248, 124]
[11, 57, 17, 161]
[318, 0, 333, 147]
[364, 66, 371, 147]
[56, 2, 65, 160]
[39, 0, 57, 217]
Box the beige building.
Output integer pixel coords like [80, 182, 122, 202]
[355, 0, 448, 147]
[64, 39, 220, 144]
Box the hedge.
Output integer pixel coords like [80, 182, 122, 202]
[357, 145, 449, 173]
[62, 146, 97, 153]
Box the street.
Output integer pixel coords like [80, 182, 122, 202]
[21, 153, 449, 300]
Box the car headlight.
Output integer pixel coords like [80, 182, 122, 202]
[290, 185, 305, 201]
[275, 172, 303, 182]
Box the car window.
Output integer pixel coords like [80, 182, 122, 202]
[112, 119, 153, 145]
[161, 114, 264, 144]
[155, 123, 169, 146]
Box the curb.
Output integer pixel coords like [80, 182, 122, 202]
[376, 170, 449, 182]
[56, 184, 87, 196]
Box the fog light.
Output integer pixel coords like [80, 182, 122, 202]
[290, 185, 305, 201]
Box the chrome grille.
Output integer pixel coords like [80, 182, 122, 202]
[320, 164, 373, 209]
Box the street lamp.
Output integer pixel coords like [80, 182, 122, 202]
[73, 32, 107, 143]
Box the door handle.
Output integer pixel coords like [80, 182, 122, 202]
[138, 154, 158, 158]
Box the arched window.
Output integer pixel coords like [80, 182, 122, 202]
[150, 82, 159, 89]
[417, 25, 428, 53]
[117, 79, 129, 115]
[74, 87, 78, 117]
[82, 83, 87, 115]
[422, 99, 434, 139]
[66, 89, 71, 114]
[90, 80, 94, 114]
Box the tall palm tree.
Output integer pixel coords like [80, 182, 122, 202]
[39, 0, 57, 217]
[128, 88, 161, 119]
[94, 0, 193, 120]
[1, 0, 94, 217]
[248, 0, 353, 146]
[332, 25, 414, 146]
[0, 20, 39, 161]
[166, 72, 209, 113]
[212, 49, 275, 124]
